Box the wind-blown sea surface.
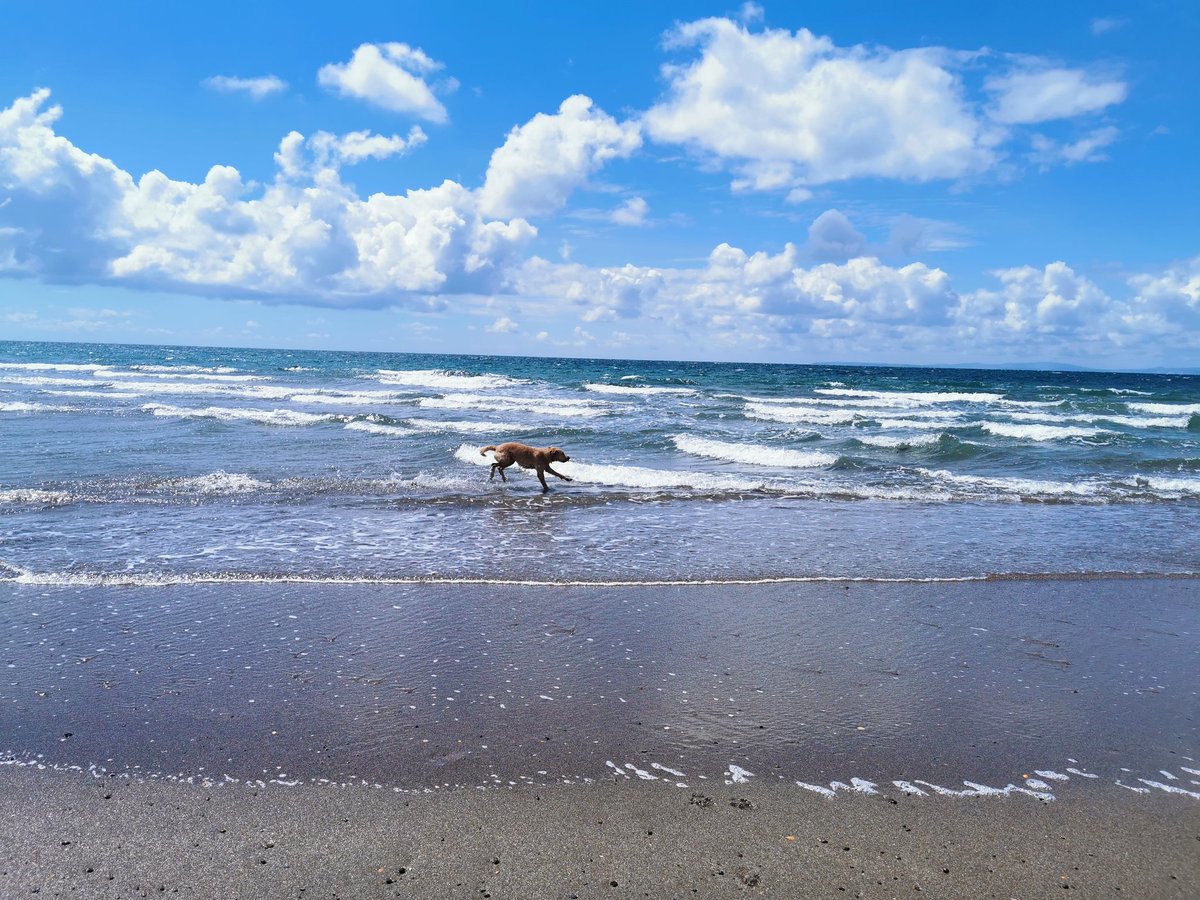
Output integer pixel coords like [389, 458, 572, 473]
[1, 340, 1198, 584]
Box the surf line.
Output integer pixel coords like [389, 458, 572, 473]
[0, 567, 982, 588]
[3, 753, 1197, 802]
[3, 564, 1194, 589]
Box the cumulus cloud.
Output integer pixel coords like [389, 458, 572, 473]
[1123, 256, 1200, 336]
[2, 89, 1195, 363]
[985, 67, 1127, 125]
[522, 249, 1200, 362]
[202, 75, 288, 100]
[643, 17, 1000, 191]
[0, 90, 533, 302]
[486, 315, 518, 333]
[477, 95, 642, 219]
[956, 262, 1112, 343]
[610, 196, 649, 226]
[643, 16, 1131, 194]
[520, 242, 957, 336]
[807, 209, 866, 260]
[317, 43, 453, 122]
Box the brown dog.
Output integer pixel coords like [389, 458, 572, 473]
[480, 443, 572, 492]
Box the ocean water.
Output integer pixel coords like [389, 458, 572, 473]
[1, 340, 1198, 584]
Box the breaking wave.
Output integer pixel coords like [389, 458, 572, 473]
[672, 435, 837, 468]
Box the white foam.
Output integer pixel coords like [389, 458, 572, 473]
[912, 780, 1054, 800]
[0, 565, 1088, 588]
[1128, 402, 1200, 415]
[174, 472, 270, 494]
[650, 762, 687, 777]
[1137, 779, 1200, 799]
[583, 383, 696, 396]
[672, 435, 836, 468]
[420, 393, 606, 418]
[0, 401, 76, 413]
[918, 468, 1100, 499]
[462, 445, 770, 492]
[43, 390, 142, 400]
[1004, 411, 1189, 429]
[128, 364, 239, 374]
[0, 362, 108, 372]
[1122, 475, 1200, 496]
[1097, 414, 1193, 429]
[981, 422, 1105, 441]
[856, 433, 946, 449]
[749, 394, 923, 410]
[0, 489, 74, 505]
[113, 379, 298, 400]
[106, 370, 263, 382]
[371, 369, 524, 390]
[345, 421, 413, 437]
[0, 375, 106, 388]
[745, 403, 857, 427]
[142, 403, 345, 427]
[727, 765, 754, 784]
[279, 391, 400, 406]
[815, 388, 1004, 404]
[405, 418, 533, 434]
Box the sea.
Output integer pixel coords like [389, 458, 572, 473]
[2, 339, 1198, 585]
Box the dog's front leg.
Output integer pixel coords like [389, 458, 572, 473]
[545, 465, 572, 482]
[537, 468, 549, 492]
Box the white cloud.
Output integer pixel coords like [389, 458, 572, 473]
[1029, 125, 1119, 168]
[643, 18, 1000, 191]
[521, 243, 957, 336]
[0, 90, 533, 302]
[610, 196, 649, 226]
[807, 209, 866, 260]
[274, 127, 427, 178]
[2, 89, 1196, 364]
[317, 43, 452, 122]
[643, 16, 1131, 194]
[203, 75, 288, 100]
[0, 89, 135, 280]
[477, 95, 642, 219]
[1123, 256, 1200, 336]
[486, 315, 518, 333]
[958, 262, 1111, 337]
[986, 67, 1127, 125]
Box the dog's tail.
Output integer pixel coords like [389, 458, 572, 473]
[479, 445, 497, 456]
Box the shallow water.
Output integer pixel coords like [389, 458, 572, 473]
[2, 340, 1198, 584]
[2, 579, 1195, 791]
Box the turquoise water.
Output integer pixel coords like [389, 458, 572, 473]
[1, 340, 1198, 582]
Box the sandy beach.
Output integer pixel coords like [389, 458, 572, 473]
[1, 577, 1197, 895]
[2, 763, 1197, 898]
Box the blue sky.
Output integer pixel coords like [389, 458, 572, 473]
[1, 1, 1197, 368]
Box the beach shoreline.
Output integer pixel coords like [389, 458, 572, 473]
[2, 765, 1196, 898]
[2, 576, 1196, 895]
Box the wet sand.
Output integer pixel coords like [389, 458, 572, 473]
[1, 577, 1197, 895]
[2, 765, 1197, 897]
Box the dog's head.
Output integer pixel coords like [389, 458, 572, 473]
[548, 447, 570, 463]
